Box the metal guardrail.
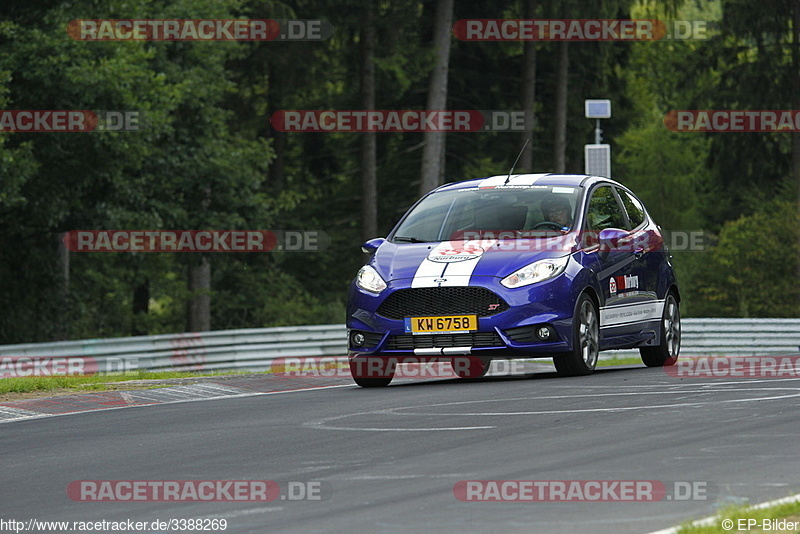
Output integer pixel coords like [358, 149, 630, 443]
[603, 318, 800, 360]
[680, 318, 800, 355]
[0, 319, 798, 377]
[0, 325, 347, 376]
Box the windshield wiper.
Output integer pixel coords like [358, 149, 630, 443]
[393, 236, 428, 243]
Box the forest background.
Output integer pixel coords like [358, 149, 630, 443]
[1, 0, 798, 343]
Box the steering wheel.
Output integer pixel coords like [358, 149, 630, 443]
[533, 221, 564, 231]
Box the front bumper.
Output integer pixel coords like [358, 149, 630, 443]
[346, 274, 577, 362]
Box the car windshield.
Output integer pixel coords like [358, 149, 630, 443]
[392, 185, 582, 243]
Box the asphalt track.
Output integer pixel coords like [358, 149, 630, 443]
[2, 362, 800, 534]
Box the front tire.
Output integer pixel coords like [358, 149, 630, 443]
[451, 357, 492, 379]
[554, 293, 599, 377]
[349, 358, 395, 387]
[640, 292, 680, 367]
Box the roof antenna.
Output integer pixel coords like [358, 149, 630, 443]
[505, 138, 529, 185]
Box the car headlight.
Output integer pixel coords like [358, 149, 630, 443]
[501, 256, 570, 288]
[356, 265, 387, 293]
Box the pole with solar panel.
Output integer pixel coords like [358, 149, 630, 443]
[584, 99, 611, 178]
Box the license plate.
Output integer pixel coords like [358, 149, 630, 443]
[404, 315, 477, 334]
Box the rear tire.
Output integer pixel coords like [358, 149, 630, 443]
[554, 293, 599, 377]
[640, 292, 680, 367]
[349, 358, 395, 387]
[451, 357, 492, 379]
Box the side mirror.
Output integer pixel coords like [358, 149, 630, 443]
[361, 237, 386, 254]
[597, 228, 628, 261]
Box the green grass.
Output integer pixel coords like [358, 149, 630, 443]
[0, 370, 258, 394]
[675, 498, 800, 533]
[597, 356, 644, 366]
[519, 356, 644, 367]
[0, 355, 659, 395]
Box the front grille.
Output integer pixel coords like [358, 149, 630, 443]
[385, 332, 504, 350]
[376, 287, 509, 320]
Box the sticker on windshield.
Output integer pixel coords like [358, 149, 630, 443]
[551, 187, 575, 194]
[477, 185, 548, 190]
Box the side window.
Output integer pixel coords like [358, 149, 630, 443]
[585, 186, 627, 232]
[618, 189, 645, 229]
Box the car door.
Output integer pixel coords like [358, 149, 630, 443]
[615, 187, 665, 341]
[582, 184, 642, 343]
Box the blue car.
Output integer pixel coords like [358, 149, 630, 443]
[346, 173, 681, 387]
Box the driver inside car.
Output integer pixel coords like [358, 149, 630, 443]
[540, 194, 573, 230]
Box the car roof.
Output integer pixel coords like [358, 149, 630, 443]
[434, 173, 620, 192]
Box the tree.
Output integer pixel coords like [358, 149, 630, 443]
[519, 0, 537, 172]
[419, 0, 454, 195]
[360, 1, 378, 240]
[0, 0, 282, 340]
[693, 200, 800, 317]
[552, 40, 569, 173]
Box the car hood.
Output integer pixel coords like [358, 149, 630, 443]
[372, 237, 577, 285]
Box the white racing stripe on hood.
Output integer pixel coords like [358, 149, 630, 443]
[477, 173, 551, 188]
[411, 255, 447, 283]
[411, 240, 497, 288]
